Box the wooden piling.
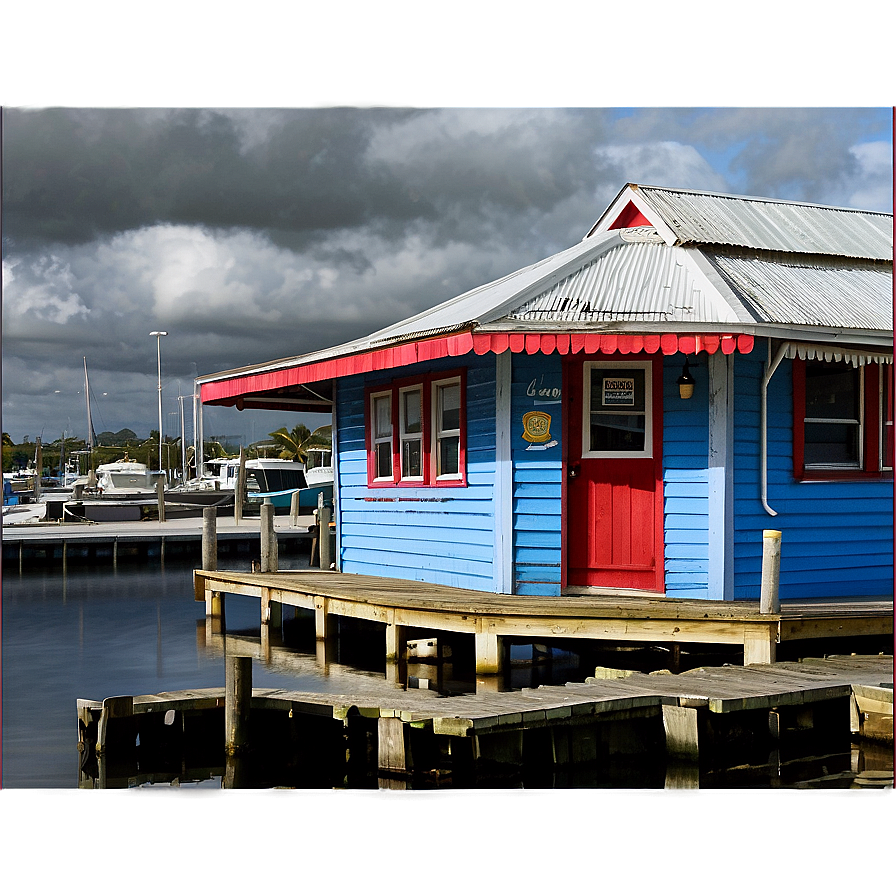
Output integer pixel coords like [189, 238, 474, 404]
[202, 507, 217, 571]
[290, 489, 300, 527]
[234, 447, 246, 525]
[225, 655, 252, 755]
[156, 478, 166, 523]
[260, 501, 277, 573]
[662, 704, 700, 759]
[318, 494, 332, 570]
[760, 529, 782, 614]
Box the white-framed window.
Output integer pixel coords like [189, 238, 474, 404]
[371, 391, 394, 481]
[793, 358, 893, 480]
[366, 369, 466, 487]
[399, 385, 424, 480]
[881, 363, 893, 472]
[434, 377, 462, 479]
[803, 362, 863, 469]
[582, 360, 653, 459]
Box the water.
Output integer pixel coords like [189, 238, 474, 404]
[2, 555, 892, 789]
[2, 554, 388, 787]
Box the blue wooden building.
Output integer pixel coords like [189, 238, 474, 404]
[199, 184, 893, 604]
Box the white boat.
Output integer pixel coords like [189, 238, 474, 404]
[168, 457, 308, 503]
[2, 502, 47, 525]
[94, 458, 165, 496]
[303, 448, 333, 487]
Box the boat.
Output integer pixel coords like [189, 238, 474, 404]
[303, 447, 334, 487]
[168, 456, 330, 512]
[94, 457, 165, 497]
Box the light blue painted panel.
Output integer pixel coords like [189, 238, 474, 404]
[339, 519, 494, 545]
[346, 546, 494, 576]
[664, 482, 710, 499]
[342, 534, 495, 562]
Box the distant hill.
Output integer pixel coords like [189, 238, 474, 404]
[96, 429, 138, 446]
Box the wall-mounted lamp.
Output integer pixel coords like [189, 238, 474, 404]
[677, 359, 695, 399]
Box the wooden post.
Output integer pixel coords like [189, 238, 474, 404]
[260, 501, 277, 572]
[318, 492, 332, 570]
[474, 629, 504, 676]
[378, 716, 410, 775]
[234, 447, 246, 524]
[225, 655, 252, 755]
[663, 704, 700, 760]
[760, 529, 782, 614]
[385, 623, 405, 664]
[314, 596, 329, 641]
[156, 477, 166, 523]
[202, 507, 217, 571]
[290, 489, 300, 527]
[744, 622, 777, 665]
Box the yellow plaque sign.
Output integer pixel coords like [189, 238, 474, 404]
[522, 411, 552, 443]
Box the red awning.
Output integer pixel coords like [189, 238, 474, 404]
[201, 331, 754, 405]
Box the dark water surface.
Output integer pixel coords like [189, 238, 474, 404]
[3, 556, 892, 789]
[2, 555, 385, 787]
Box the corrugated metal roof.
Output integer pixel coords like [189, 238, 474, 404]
[621, 185, 893, 261]
[707, 252, 893, 330]
[506, 235, 741, 325]
[367, 230, 626, 344]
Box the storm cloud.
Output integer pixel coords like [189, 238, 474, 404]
[2, 106, 891, 445]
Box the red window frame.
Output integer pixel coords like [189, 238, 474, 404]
[792, 358, 893, 480]
[365, 369, 467, 488]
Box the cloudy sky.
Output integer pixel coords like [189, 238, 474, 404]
[2, 105, 891, 449]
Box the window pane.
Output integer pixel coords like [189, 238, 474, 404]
[438, 435, 459, 476]
[374, 395, 392, 439]
[590, 415, 646, 452]
[805, 422, 859, 467]
[884, 365, 894, 469]
[402, 389, 422, 434]
[375, 441, 392, 479]
[438, 383, 460, 431]
[402, 438, 422, 478]
[806, 363, 859, 420]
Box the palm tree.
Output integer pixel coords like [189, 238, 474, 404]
[268, 424, 332, 463]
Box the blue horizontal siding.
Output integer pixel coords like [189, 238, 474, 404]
[662, 356, 711, 599]
[511, 354, 563, 596]
[335, 355, 501, 592]
[732, 351, 893, 600]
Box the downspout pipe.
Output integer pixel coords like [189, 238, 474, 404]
[760, 340, 789, 516]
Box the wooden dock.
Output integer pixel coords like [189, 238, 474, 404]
[2, 515, 315, 569]
[193, 568, 893, 672]
[76, 653, 892, 788]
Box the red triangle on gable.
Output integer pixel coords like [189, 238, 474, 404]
[608, 200, 651, 229]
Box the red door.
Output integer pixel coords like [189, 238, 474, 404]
[565, 356, 664, 591]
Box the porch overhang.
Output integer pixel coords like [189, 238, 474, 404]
[199, 329, 756, 410]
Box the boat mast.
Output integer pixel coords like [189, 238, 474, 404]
[84, 357, 95, 469]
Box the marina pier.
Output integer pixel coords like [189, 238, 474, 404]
[2, 514, 316, 570]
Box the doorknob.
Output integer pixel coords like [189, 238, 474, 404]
[568, 463, 580, 479]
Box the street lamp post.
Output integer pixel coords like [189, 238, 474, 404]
[150, 331, 168, 474]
